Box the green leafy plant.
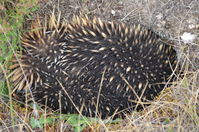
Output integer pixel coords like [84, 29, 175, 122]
[30, 113, 121, 132]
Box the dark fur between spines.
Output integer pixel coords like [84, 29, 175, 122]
[10, 15, 178, 119]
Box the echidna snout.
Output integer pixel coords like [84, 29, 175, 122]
[9, 15, 178, 119]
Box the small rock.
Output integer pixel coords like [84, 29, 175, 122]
[188, 24, 195, 29]
[181, 32, 197, 43]
[111, 10, 116, 16]
[156, 13, 163, 20]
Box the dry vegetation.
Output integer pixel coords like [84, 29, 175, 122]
[0, 0, 199, 131]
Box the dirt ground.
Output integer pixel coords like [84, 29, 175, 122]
[1, 0, 199, 131]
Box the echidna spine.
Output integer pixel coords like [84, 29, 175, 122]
[10, 14, 178, 119]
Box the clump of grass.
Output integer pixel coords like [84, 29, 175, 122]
[0, 0, 39, 131]
[0, 0, 39, 95]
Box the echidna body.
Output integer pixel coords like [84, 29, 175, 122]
[10, 15, 178, 119]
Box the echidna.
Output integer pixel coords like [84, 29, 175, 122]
[9, 14, 178, 119]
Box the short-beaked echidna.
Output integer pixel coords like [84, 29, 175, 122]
[10, 15, 178, 119]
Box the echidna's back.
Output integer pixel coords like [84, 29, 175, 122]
[10, 16, 178, 119]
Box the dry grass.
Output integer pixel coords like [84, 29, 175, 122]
[0, 0, 199, 131]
